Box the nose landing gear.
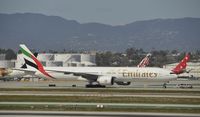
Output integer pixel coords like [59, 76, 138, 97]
[163, 83, 167, 88]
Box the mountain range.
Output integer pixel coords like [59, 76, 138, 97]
[0, 13, 200, 52]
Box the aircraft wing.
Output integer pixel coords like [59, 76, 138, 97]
[45, 69, 99, 80]
[12, 68, 37, 74]
[44, 69, 116, 85]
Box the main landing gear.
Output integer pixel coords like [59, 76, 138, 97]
[163, 83, 167, 88]
[85, 84, 106, 88]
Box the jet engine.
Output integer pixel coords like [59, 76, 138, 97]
[97, 76, 115, 85]
[115, 81, 131, 85]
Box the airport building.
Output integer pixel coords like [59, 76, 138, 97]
[0, 54, 15, 68]
[0, 54, 6, 60]
[16, 53, 96, 68]
[163, 62, 200, 78]
[0, 53, 96, 68]
[0, 60, 15, 68]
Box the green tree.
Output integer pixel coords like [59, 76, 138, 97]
[96, 51, 113, 66]
[5, 49, 16, 60]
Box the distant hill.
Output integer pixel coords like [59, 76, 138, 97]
[0, 13, 200, 52]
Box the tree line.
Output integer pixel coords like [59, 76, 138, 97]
[0, 48, 200, 67]
[0, 48, 16, 60]
[96, 48, 200, 67]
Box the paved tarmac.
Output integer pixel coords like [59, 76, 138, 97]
[0, 111, 200, 117]
[0, 79, 199, 115]
[0, 91, 200, 98]
[0, 78, 199, 89]
[1, 102, 200, 108]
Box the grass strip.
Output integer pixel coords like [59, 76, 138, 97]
[0, 104, 199, 113]
[0, 88, 199, 94]
[0, 95, 199, 104]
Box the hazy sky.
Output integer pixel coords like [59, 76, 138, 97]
[0, 0, 199, 25]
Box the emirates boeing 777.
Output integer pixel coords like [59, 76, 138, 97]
[15, 44, 189, 87]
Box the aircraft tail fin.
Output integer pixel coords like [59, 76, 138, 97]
[19, 44, 53, 79]
[137, 53, 151, 67]
[171, 53, 190, 74]
[20, 52, 37, 69]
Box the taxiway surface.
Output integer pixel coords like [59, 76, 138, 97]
[0, 111, 200, 117]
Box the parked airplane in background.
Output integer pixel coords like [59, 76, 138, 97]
[15, 44, 190, 88]
[171, 53, 190, 74]
[0, 54, 38, 81]
[0, 68, 25, 80]
[137, 53, 151, 67]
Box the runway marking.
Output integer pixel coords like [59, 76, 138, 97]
[0, 92, 200, 98]
[0, 102, 200, 108]
[0, 111, 200, 117]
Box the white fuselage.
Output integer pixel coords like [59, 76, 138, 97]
[34, 67, 177, 82]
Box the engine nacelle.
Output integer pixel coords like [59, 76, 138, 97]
[97, 76, 115, 86]
[115, 81, 131, 85]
